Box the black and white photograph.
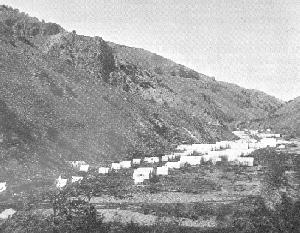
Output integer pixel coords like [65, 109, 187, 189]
[0, 0, 299, 232]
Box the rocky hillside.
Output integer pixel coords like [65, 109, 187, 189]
[243, 97, 299, 136]
[109, 42, 283, 125]
[0, 6, 283, 183]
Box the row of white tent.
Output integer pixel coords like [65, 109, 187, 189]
[177, 137, 285, 153]
[63, 136, 288, 177]
[57, 136, 291, 188]
[234, 129, 281, 139]
[132, 158, 256, 184]
[56, 175, 84, 189]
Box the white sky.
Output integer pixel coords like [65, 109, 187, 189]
[2, 0, 299, 100]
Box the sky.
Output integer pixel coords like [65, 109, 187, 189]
[2, 0, 299, 101]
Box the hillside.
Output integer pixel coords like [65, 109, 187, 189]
[109, 42, 283, 125]
[243, 97, 300, 136]
[0, 5, 284, 184]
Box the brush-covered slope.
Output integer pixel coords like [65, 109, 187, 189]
[109, 42, 283, 126]
[0, 6, 283, 184]
[245, 97, 300, 136]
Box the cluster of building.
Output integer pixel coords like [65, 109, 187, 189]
[0, 129, 288, 192]
[54, 129, 291, 187]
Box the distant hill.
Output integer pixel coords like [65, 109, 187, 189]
[0, 5, 284, 184]
[242, 97, 300, 136]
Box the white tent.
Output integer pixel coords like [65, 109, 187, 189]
[144, 157, 159, 163]
[98, 167, 110, 174]
[79, 164, 89, 172]
[132, 158, 141, 165]
[56, 176, 68, 189]
[0, 208, 16, 219]
[156, 166, 169, 176]
[111, 163, 121, 170]
[71, 176, 83, 183]
[133, 167, 154, 182]
[0, 182, 7, 192]
[119, 160, 132, 169]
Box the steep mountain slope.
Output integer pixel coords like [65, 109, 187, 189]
[244, 97, 300, 136]
[0, 6, 283, 185]
[109, 42, 283, 126]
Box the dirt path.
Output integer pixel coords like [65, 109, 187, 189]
[91, 190, 259, 205]
[96, 208, 217, 228]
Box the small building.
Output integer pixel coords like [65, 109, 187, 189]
[56, 176, 68, 189]
[0, 182, 7, 193]
[79, 164, 89, 172]
[132, 158, 141, 165]
[71, 176, 83, 183]
[278, 145, 286, 149]
[111, 163, 121, 170]
[119, 160, 132, 169]
[156, 166, 169, 176]
[144, 156, 159, 164]
[98, 167, 110, 174]
[133, 167, 154, 183]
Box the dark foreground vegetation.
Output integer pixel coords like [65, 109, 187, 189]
[0, 149, 299, 232]
[1, 195, 299, 233]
